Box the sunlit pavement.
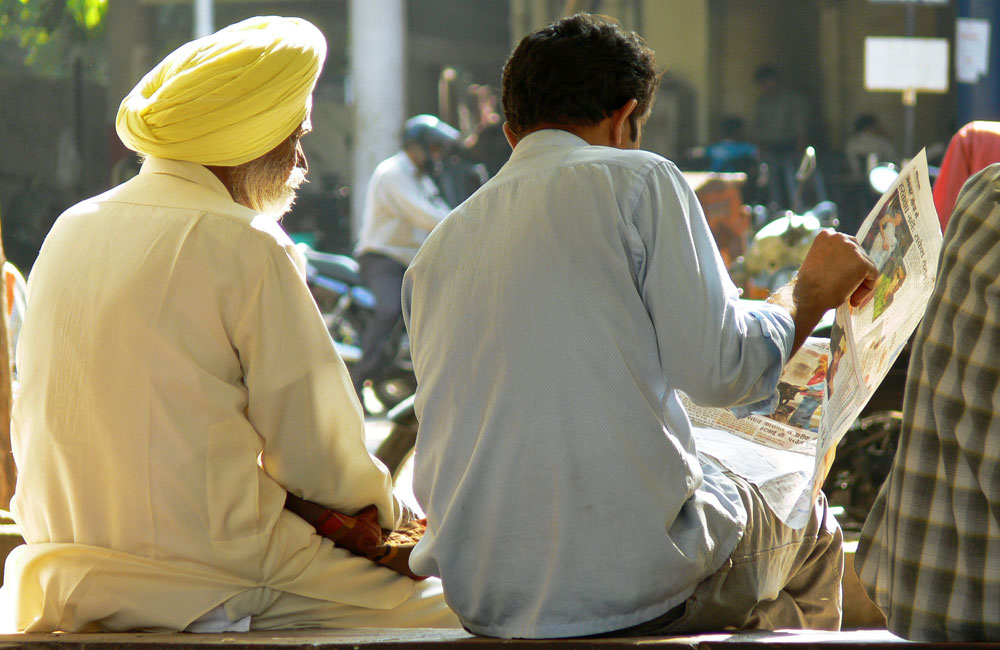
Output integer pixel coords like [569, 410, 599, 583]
[363, 415, 393, 453]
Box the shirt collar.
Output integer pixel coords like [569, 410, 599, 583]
[394, 150, 419, 175]
[138, 156, 234, 200]
[508, 129, 591, 162]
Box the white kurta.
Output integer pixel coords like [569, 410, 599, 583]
[2, 157, 418, 632]
[353, 152, 450, 265]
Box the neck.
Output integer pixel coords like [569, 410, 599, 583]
[206, 165, 235, 198]
[521, 122, 611, 147]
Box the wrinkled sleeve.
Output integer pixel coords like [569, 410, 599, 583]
[232, 243, 402, 530]
[628, 161, 794, 412]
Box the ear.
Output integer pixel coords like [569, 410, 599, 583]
[609, 99, 638, 148]
[502, 122, 519, 150]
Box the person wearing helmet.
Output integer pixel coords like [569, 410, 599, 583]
[352, 115, 458, 398]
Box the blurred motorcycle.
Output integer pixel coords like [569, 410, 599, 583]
[729, 148, 839, 299]
[299, 244, 416, 411]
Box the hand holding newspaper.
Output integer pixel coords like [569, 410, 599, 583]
[684, 150, 943, 528]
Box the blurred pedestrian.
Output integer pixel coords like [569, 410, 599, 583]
[753, 64, 810, 210]
[352, 115, 457, 399]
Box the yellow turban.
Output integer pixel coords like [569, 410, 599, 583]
[116, 16, 326, 167]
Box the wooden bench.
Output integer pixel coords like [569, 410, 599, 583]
[0, 628, 923, 650]
[0, 531, 890, 647]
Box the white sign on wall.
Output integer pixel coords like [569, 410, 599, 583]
[956, 18, 991, 84]
[864, 37, 950, 92]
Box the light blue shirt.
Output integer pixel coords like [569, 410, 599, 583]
[401, 130, 795, 638]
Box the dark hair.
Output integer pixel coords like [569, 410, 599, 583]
[720, 116, 745, 139]
[501, 13, 659, 141]
[853, 113, 878, 133]
[753, 64, 779, 83]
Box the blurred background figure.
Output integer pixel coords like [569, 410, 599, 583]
[753, 63, 812, 210]
[352, 115, 458, 400]
[933, 121, 1000, 230]
[704, 116, 759, 173]
[701, 116, 764, 205]
[844, 114, 899, 182]
[843, 113, 899, 233]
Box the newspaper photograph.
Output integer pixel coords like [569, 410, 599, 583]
[686, 149, 943, 528]
[817, 149, 942, 475]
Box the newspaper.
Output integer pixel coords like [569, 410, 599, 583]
[684, 150, 943, 528]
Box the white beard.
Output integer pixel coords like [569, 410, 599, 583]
[230, 154, 308, 220]
[257, 165, 307, 220]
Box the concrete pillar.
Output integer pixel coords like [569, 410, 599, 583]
[957, 0, 1000, 123]
[819, 2, 844, 148]
[641, 0, 710, 144]
[350, 0, 406, 236]
[193, 0, 214, 38]
[509, 0, 553, 47]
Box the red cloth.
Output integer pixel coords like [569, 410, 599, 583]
[933, 121, 1000, 230]
[284, 494, 428, 580]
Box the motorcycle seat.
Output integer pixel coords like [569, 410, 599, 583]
[305, 251, 363, 285]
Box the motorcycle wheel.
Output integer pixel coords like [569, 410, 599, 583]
[374, 402, 418, 479]
[371, 371, 417, 412]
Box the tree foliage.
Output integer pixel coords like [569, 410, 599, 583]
[0, 0, 108, 78]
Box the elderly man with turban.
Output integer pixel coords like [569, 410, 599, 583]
[0, 17, 457, 633]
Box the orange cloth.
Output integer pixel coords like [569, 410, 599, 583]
[932, 121, 1000, 230]
[285, 494, 427, 581]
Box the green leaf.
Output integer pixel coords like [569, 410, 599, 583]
[67, 0, 106, 30]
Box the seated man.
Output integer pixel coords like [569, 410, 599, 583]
[1, 17, 457, 633]
[856, 163, 1000, 642]
[402, 13, 876, 639]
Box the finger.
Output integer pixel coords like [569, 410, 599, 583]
[849, 275, 877, 307]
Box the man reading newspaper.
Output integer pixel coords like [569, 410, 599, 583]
[401, 14, 878, 639]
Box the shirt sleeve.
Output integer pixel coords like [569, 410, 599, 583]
[379, 167, 451, 232]
[627, 160, 794, 411]
[231, 240, 403, 530]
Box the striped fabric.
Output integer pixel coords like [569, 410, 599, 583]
[855, 163, 1000, 641]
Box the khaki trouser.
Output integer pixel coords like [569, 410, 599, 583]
[610, 473, 844, 636]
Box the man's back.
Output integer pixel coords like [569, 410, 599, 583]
[856, 164, 1000, 641]
[403, 129, 793, 638]
[8, 158, 411, 632]
[14, 159, 283, 561]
